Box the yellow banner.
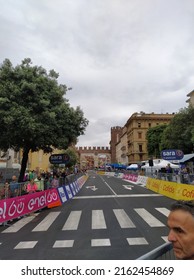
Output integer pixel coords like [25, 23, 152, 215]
[146, 177, 194, 200]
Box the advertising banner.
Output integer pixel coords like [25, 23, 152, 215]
[146, 177, 194, 200]
[0, 188, 61, 223]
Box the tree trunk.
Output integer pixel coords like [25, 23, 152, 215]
[18, 147, 30, 182]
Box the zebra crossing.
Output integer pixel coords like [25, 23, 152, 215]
[0, 207, 170, 250]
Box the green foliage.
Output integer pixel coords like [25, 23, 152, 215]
[0, 58, 89, 181]
[146, 124, 167, 158]
[62, 147, 79, 168]
[160, 106, 194, 153]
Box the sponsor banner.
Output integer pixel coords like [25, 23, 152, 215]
[0, 189, 61, 223]
[70, 183, 76, 196]
[136, 175, 148, 186]
[65, 185, 73, 199]
[146, 177, 194, 200]
[122, 173, 138, 182]
[77, 175, 88, 188]
[57, 186, 68, 203]
[105, 171, 115, 176]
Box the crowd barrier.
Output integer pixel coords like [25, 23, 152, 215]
[97, 170, 194, 201]
[0, 174, 88, 224]
[137, 242, 175, 260]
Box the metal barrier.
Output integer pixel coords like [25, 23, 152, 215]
[137, 242, 175, 260]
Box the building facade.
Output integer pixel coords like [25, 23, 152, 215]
[125, 112, 175, 164]
[186, 90, 194, 107]
[76, 146, 111, 170]
[110, 126, 123, 163]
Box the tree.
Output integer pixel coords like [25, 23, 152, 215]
[160, 106, 194, 153]
[0, 58, 89, 181]
[146, 124, 168, 158]
[62, 147, 79, 168]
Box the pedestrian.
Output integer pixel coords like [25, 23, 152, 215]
[51, 174, 59, 188]
[167, 200, 194, 260]
[9, 175, 19, 197]
[26, 178, 38, 194]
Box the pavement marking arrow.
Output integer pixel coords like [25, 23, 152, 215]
[123, 185, 134, 190]
[86, 186, 98, 191]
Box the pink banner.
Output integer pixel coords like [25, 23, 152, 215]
[0, 189, 60, 223]
[122, 173, 138, 182]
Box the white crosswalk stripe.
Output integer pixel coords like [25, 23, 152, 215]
[92, 210, 107, 229]
[62, 210, 82, 230]
[113, 209, 136, 228]
[32, 212, 60, 232]
[155, 207, 170, 217]
[2, 214, 39, 233]
[134, 208, 165, 227]
[0, 207, 169, 249]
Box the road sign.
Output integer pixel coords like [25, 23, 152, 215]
[161, 149, 184, 161]
[49, 153, 70, 164]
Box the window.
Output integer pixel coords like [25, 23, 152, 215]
[138, 132, 142, 139]
[139, 144, 143, 152]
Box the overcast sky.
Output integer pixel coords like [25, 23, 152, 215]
[1, 0, 194, 147]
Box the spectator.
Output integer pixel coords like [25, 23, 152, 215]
[9, 175, 19, 197]
[51, 174, 59, 188]
[0, 181, 11, 199]
[167, 200, 194, 260]
[26, 179, 38, 194]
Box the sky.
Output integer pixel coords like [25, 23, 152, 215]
[0, 0, 194, 148]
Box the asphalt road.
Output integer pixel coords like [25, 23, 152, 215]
[0, 171, 175, 260]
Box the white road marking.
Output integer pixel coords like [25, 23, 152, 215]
[92, 210, 107, 229]
[2, 214, 39, 233]
[127, 237, 148, 245]
[134, 208, 165, 227]
[74, 194, 162, 199]
[155, 207, 170, 217]
[113, 209, 136, 228]
[32, 212, 60, 232]
[62, 211, 82, 230]
[91, 239, 111, 247]
[14, 241, 38, 249]
[53, 240, 74, 248]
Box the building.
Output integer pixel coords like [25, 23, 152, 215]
[125, 112, 175, 164]
[186, 90, 194, 107]
[76, 146, 111, 170]
[115, 126, 128, 165]
[110, 127, 122, 163]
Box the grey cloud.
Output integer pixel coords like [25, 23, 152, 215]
[0, 0, 194, 146]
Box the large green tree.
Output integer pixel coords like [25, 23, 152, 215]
[0, 58, 89, 181]
[146, 124, 167, 158]
[160, 106, 194, 153]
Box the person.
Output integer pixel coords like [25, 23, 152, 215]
[166, 163, 173, 181]
[9, 175, 19, 197]
[26, 178, 38, 194]
[1, 181, 11, 199]
[167, 200, 194, 260]
[51, 174, 59, 188]
[34, 174, 44, 191]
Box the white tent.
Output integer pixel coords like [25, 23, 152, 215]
[154, 160, 179, 169]
[126, 164, 139, 170]
[141, 159, 179, 170]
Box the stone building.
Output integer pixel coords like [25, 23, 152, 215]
[124, 112, 175, 164]
[186, 90, 194, 107]
[110, 112, 175, 165]
[76, 146, 111, 169]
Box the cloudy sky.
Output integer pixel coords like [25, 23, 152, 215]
[1, 0, 194, 147]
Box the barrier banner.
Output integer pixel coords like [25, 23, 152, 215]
[122, 173, 138, 182]
[0, 188, 61, 223]
[146, 177, 194, 200]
